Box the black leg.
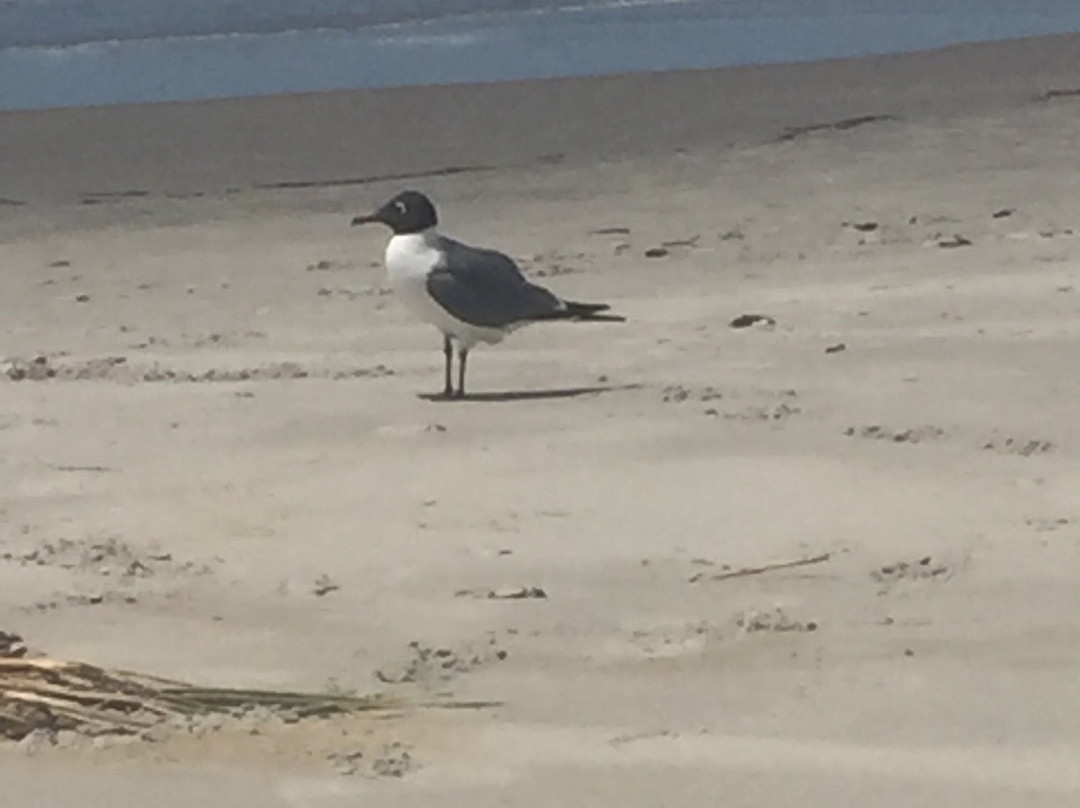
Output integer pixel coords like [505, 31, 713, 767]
[455, 347, 468, 399]
[442, 335, 453, 398]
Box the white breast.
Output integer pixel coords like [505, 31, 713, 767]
[385, 232, 439, 288]
[384, 230, 504, 349]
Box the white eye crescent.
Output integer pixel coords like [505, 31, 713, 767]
[394, 201, 407, 214]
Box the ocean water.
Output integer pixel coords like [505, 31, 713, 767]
[1, 0, 1079, 110]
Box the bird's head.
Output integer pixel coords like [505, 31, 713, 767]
[351, 190, 438, 235]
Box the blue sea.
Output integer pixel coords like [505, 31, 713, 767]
[1, 0, 1079, 111]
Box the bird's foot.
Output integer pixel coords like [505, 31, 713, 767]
[427, 386, 463, 401]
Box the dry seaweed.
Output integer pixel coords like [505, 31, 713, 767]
[0, 657, 491, 742]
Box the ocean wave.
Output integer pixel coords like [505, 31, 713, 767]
[0, 0, 707, 50]
[3, 22, 498, 58]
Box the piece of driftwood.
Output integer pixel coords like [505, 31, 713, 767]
[691, 553, 831, 583]
[778, 114, 896, 142]
[1036, 88, 1080, 102]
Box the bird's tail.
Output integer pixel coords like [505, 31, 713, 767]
[533, 300, 626, 323]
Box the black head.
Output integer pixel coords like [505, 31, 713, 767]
[351, 190, 438, 234]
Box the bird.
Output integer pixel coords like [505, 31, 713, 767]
[351, 190, 624, 399]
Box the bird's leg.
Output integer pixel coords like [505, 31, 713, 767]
[442, 334, 454, 399]
[455, 347, 468, 399]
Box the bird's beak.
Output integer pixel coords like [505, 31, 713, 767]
[350, 213, 378, 226]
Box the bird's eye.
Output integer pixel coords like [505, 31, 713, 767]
[394, 201, 407, 214]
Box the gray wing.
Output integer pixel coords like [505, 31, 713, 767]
[426, 237, 563, 328]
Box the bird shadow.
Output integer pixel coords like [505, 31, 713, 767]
[418, 383, 641, 403]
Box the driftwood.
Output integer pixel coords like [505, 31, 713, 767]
[690, 553, 831, 584]
[778, 114, 896, 142]
[1036, 88, 1080, 102]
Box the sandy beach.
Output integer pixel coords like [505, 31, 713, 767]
[3, 33, 1080, 806]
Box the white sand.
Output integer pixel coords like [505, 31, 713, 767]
[2, 35, 1080, 806]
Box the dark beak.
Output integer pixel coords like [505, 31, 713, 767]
[350, 213, 379, 226]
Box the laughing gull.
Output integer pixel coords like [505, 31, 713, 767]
[352, 190, 624, 399]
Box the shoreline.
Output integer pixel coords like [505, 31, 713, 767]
[2, 33, 1079, 209]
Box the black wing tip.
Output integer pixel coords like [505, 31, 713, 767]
[566, 300, 622, 317]
[532, 300, 626, 322]
[579, 313, 627, 322]
[565, 301, 609, 313]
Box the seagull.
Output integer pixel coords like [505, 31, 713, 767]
[351, 190, 624, 399]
